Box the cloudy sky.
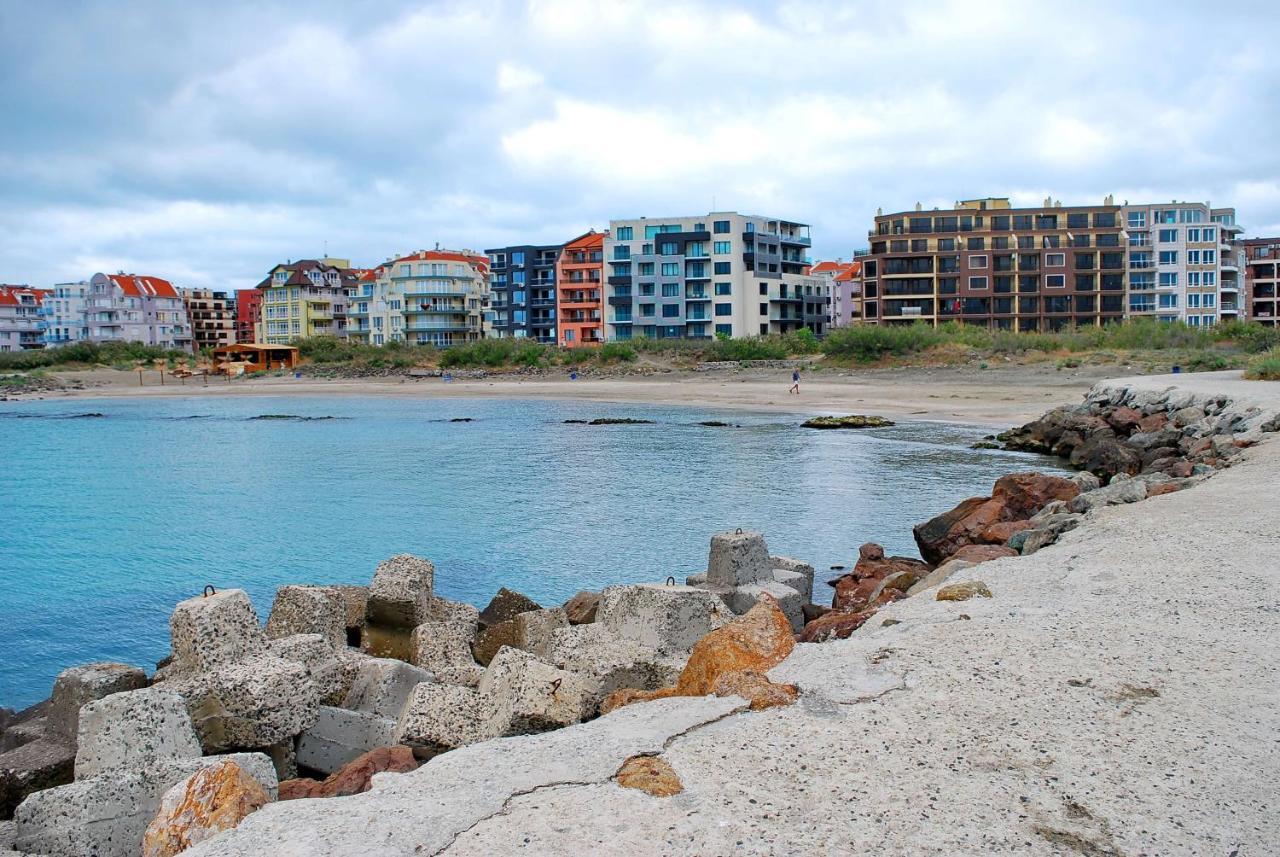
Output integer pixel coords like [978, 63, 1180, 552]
[2, 0, 1278, 289]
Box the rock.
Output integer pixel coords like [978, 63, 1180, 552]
[706, 529, 771, 588]
[769, 556, 815, 603]
[472, 608, 569, 666]
[169, 589, 267, 674]
[394, 684, 490, 756]
[684, 572, 707, 587]
[711, 669, 800, 710]
[912, 495, 1002, 565]
[798, 607, 877, 643]
[266, 634, 346, 706]
[1136, 412, 1169, 433]
[14, 752, 276, 857]
[1104, 406, 1143, 433]
[1147, 482, 1182, 497]
[419, 596, 480, 631]
[1068, 479, 1148, 513]
[562, 591, 600, 625]
[831, 543, 930, 611]
[47, 663, 148, 746]
[800, 414, 894, 429]
[411, 622, 478, 676]
[977, 519, 1035, 544]
[598, 584, 729, 657]
[479, 648, 594, 736]
[1067, 471, 1102, 492]
[295, 706, 396, 776]
[936, 581, 993, 602]
[603, 596, 795, 712]
[341, 658, 432, 720]
[0, 739, 75, 821]
[616, 755, 683, 797]
[721, 580, 806, 634]
[990, 472, 1081, 520]
[800, 603, 831, 624]
[865, 571, 919, 606]
[265, 586, 346, 649]
[367, 555, 435, 628]
[279, 746, 417, 801]
[1070, 434, 1142, 481]
[1126, 427, 1181, 451]
[1171, 406, 1205, 427]
[331, 585, 369, 638]
[140, 760, 269, 857]
[944, 544, 1018, 565]
[74, 689, 201, 780]
[477, 587, 541, 630]
[181, 655, 320, 753]
[545, 627, 680, 713]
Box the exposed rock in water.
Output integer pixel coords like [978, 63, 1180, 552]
[970, 441, 1001, 449]
[449, 417, 474, 423]
[801, 414, 894, 429]
[586, 417, 654, 425]
[698, 420, 736, 427]
[247, 414, 338, 421]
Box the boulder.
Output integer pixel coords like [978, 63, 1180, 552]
[265, 633, 347, 706]
[477, 588, 540, 630]
[545, 627, 680, 712]
[1010, 514, 1081, 555]
[977, 519, 1035, 544]
[181, 655, 320, 753]
[367, 555, 435, 628]
[1070, 434, 1142, 481]
[598, 584, 729, 657]
[937, 581, 993, 601]
[0, 739, 75, 821]
[419, 596, 480, 631]
[1067, 471, 1102, 492]
[472, 608, 569, 666]
[1136, 412, 1169, 433]
[944, 544, 1018, 566]
[562, 591, 600, 625]
[140, 759, 269, 857]
[47, 663, 148, 746]
[394, 684, 490, 756]
[1104, 406, 1143, 433]
[721, 580, 805, 634]
[711, 669, 800, 710]
[341, 658, 432, 720]
[1068, 479, 1148, 513]
[169, 589, 267, 674]
[770, 556, 815, 603]
[410, 622, 478, 676]
[479, 648, 594, 736]
[990, 472, 1080, 520]
[13, 752, 275, 857]
[295, 706, 396, 776]
[74, 689, 201, 780]
[912, 495, 1002, 566]
[279, 746, 417, 801]
[706, 530, 771, 588]
[265, 586, 346, 648]
[831, 544, 930, 612]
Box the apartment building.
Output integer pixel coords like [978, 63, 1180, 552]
[181, 289, 237, 351]
[234, 288, 262, 343]
[602, 212, 826, 341]
[372, 250, 491, 347]
[1245, 237, 1280, 325]
[254, 258, 358, 345]
[86, 273, 192, 349]
[486, 244, 559, 343]
[1120, 202, 1244, 325]
[556, 231, 605, 347]
[0, 286, 49, 351]
[40, 281, 89, 346]
[812, 260, 863, 328]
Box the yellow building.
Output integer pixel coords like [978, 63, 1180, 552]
[253, 259, 360, 344]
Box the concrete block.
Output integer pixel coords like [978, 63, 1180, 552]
[707, 529, 772, 588]
[770, 556, 815, 603]
[182, 655, 320, 753]
[548, 630, 680, 713]
[341, 658, 432, 720]
[296, 706, 396, 776]
[332, 585, 369, 632]
[13, 752, 275, 857]
[724, 580, 805, 633]
[367, 555, 434, 628]
[479, 648, 593, 736]
[685, 572, 708, 587]
[74, 689, 200, 780]
[267, 633, 346, 706]
[0, 738, 75, 821]
[265, 585, 346, 648]
[420, 596, 480, 632]
[410, 622, 477, 675]
[169, 589, 267, 673]
[394, 684, 490, 757]
[598, 584, 730, 656]
[47, 664, 148, 747]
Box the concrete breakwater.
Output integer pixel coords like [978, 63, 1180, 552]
[2, 372, 1277, 856]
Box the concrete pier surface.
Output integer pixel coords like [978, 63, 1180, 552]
[191, 372, 1280, 856]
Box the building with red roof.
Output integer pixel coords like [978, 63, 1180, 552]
[254, 258, 360, 344]
[809, 260, 864, 328]
[87, 273, 192, 350]
[0, 286, 50, 351]
[555, 231, 605, 347]
[351, 249, 491, 347]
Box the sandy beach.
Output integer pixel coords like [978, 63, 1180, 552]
[23, 363, 1128, 427]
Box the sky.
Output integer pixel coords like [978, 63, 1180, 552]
[2, 0, 1279, 290]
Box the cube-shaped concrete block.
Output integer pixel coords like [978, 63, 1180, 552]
[367, 555, 434, 628]
[394, 683, 491, 756]
[410, 622, 477, 674]
[169, 589, 267, 673]
[543, 624, 614, 668]
[47, 663, 148, 746]
[725, 580, 805, 633]
[296, 706, 396, 776]
[265, 585, 346, 648]
[341, 658, 433, 720]
[553, 637, 681, 712]
[420, 596, 480, 632]
[770, 555, 815, 603]
[74, 688, 201, 780]
[332, 585, 369, 632]
[707, 530, 772, 588]
[598, 584, 730, 656]
[479, 647, 594, 736]
[432, 665, 485, 688]
[0, 738, 76, 821]
[515, 608, 568, 661]
[184, 655, 319, 753]
[267, 633, 347, 706]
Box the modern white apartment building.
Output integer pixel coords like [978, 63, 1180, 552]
[40, 281, 90, 346]
[347, 249, 491, 347]
[254, 258, 359, 345]
[1121, 202, 1245, 326]
[86, 273, 192, 350]
[0, 286, 49, 351]
[602, 212, 827, 341]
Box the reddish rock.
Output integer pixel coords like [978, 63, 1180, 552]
[1105, 407, 1143, 434]
[711, 670, 799, 710]
[142, 760, 269, 857]
[616, 755, 683, 797]
[279, 746, 418, 801]
[945, 544, 1019, 565]
[991, 473, 1081, 520]
[801, 603, 830, 624]
[978, 519, 1035, 544]
[1136, 412, 1169, 433]
[1169, 460, 1194, 478]
[1147, 482, 1182, 497]
[829, 543, 929, 611]
[797, 607, 878, 643]
[562, 591, 600, 625]
[1069, 434, 1142, 481]
[1187, 438, 1213, 456]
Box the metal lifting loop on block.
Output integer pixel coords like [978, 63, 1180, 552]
[665, 576, 676, 586]
[735, 527, 744, 535]
[203, 585, 217, 598]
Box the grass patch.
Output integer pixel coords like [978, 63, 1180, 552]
[1245, 349, 1280, 380]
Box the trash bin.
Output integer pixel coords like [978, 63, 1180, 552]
[1171, 365, 1182, 374]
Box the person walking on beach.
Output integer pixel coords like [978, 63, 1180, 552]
[789, 369, 801, 394]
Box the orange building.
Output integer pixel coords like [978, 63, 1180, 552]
[555, 231, 605, 347]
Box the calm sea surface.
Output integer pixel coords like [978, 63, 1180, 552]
[0, 395, 1061, 707]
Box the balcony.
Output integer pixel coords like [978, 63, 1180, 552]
[404, 287, 468, 298]
[405, 321, 470, 332]
[607, 276, 633, 286]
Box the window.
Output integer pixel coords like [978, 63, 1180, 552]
[660, 263, 679, 276]
[715, 282, 731, 295]
[1158, 294, 1179, 309]
[613, 245, 631, 260]
[1094, 212, 1116, 227]
[614, 226, 633, 240]
[1046, 253, 1065, 267]
[714, 262, 731, 275]
[661, 283, 679, 297]
[1128, 211, 1147, 228]
[1013, 214, 1033, 230]
[1187, 228, 1201, 243]
[640, 303, 655, 317]
[715, 323, 732, 336]
[1071, 234, 1091, 248]
[658, 241, 678, 255]
[968, 276, 988, 290]
[1159, 251, 1179, 265]
[713, 241, 731, 254]
[1041, 235, 1060, 249]
[1017, 236, 1035, 250]
[713, 220, 730, 233]
[1204, 293, 1216, 307]
[759, 283, 767, 295]
[1159, 229, 1178, 243]
[714, 303, 732, 317]
[993, 236, 1010, 250]
[1046, 274, 1066, 288]
[967, 254, 988, 269]
[639, 283, 655, 296]
[636, 262, 653, 276]
[511, 252, 525, 266]
[1159, 272, 1179, 287]
[1203, 228, 1216, 242]
[938, 238, 955, 251]
[1187, 250, 1201, 264]
[1188, 293, 1201, 308]
[1075, 253, 1096, 270]
[1203, 249, 1217, 263]
[662, 304, 679, 318]
[992, 215, 1011, 231]
[968, 237, 985, 250]
[1203, 272, 1216, 285]
[1067, 213, 1089, 229]
[512, 271, 525, 284]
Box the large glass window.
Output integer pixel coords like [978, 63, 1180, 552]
[714, 303, 732, 316]
[614, 226, 633, 240]
[713, 220, 731, 233]
[1159, 229, 1178, 243]
[713, 241, 731, 254]
[1159, 251, 1179, 265]
[714, 262, 731, 275]
[662, 304, 679, 318]
[660, 263, 679, 276]
[661, 283, 679, 297]
[715, 282, 731, 295]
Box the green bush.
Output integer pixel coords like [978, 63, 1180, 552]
[1244, 349, 1280, 380]
[598, 342, 637, 363]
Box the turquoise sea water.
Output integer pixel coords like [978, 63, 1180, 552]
[0, 395, 1060, 708]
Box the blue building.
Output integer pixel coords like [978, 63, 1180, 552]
[485, 244, 560, 343]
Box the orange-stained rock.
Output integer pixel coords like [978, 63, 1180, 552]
[977, 519, 1035, 544]
[936, 581, 993, 602]
[1146, 482, 1182, 497]
[279, 745, 418, 800]
[830, 543, 929, 611]
[712, 669, 799, 710]
[944, 544, 1018, 565]
[616, 755, 683, 797]
[990, 472, 1081, 521]
[601, 596, 795, 712]
[797, 607, 878, 643]
[141, 760, 269, 857]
